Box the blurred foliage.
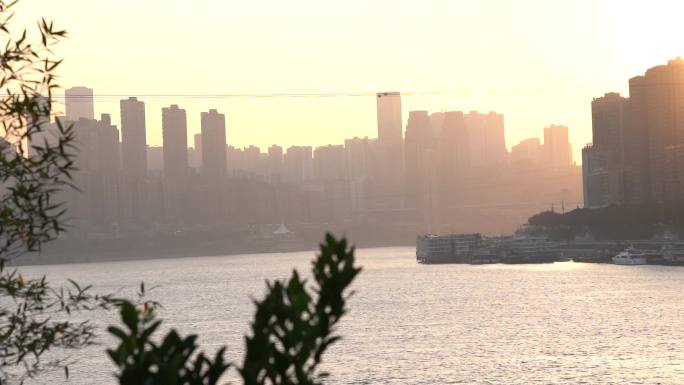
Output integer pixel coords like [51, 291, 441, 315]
[0, 277, 149, 383]
[0, 1, 132, 383]
[107, 300, 228, 385]
[239, 233, 360, 385]
[107, 233, 361, 385]
[0, 1, 362, 383]
[0, 1, 76, 262]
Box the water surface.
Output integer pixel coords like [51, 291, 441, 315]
[19, 247, 684, 384]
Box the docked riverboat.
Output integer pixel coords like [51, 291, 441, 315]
[612, 247, 647, 265]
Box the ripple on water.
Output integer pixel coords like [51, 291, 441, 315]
[15, 249, 684, 385]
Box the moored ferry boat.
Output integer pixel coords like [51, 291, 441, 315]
[501, 235, 560, 264]
[416, 233, 563, 264]
[416, 234, 483, 264]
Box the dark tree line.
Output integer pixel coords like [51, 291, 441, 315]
[527, 204, 684, 240]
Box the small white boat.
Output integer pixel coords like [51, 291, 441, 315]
[612, 247, 647, 265]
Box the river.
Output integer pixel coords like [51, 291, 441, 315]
[18, 246, 684, 384]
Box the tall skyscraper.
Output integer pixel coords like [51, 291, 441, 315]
[226, 146, 245, 175]
[98, 113, 121, 177]
[582, 145, 599, 208]
[120, 97, 147, 178]
[510, 138, 542, 166]
[543, 124, 572, 169]
[64, 113, 122, 229]
[194, 133, 203, 157]
[405, 111, 433, 147]
[584, 58, 684, 206]
[438, 111, 468, 205]
[663, 144, 684, 203]
[283, 146, 313, 183]
[267, 145, 283, 182]
[582, 143, 624, 208]
[200, 109, 227, 182]
[162, 104, 189, 221]
[592, 93, 627, 162]
[313, 145, 345, 181]
[624, 75, 651, 203]
[226, 145, 265, 177]
[464, 111, 506, 168]
[162, 104, 188, 176]
[65, 86, 94, 121]
[313, 144, 350, 222]
[27, 117, 59, 159]
[375, 92, 404, 208]
[198, 109, 227, 222]
[630, 58, 684, 203]
[243, 145, 262, 175]
[440, 111, 469, 172]
[483, 112, 507, 166]
[188, 133, 203, 169]
[97, 113, 121, 227]
[582, 93, 628, 208]
[429, 112, 445, 137]
[376, 92, 402, 146]
[119, 97, 147, 225]
[344, 137, 374, 211]
[146, 146, 164, 174]
[404, 111, 434, 209]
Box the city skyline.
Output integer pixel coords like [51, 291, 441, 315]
[7, 3, 684, 385]
[584, 57, 684, 208]
[62, 86, 579, 166]
[44, 86, 579, 239]
[15, 0, 684, 160]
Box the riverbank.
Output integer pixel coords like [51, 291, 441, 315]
[12, 226, 417, 266]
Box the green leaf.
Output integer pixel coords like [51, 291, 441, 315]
[119, 302, 139, 333]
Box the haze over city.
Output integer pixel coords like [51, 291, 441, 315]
[13, 0, 684, 160]
[5, 1, 684, 384]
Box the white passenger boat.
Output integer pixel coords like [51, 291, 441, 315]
[612, 247, 647, 265]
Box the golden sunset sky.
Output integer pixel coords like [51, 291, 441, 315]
[16, 0, 684, 161]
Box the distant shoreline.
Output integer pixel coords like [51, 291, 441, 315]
[13, 236, 415, 267]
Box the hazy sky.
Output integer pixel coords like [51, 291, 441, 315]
[16, 0, 684, 161]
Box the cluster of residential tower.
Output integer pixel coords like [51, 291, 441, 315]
[12, 87, 581, 239]
[583, 57, 684, 208]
